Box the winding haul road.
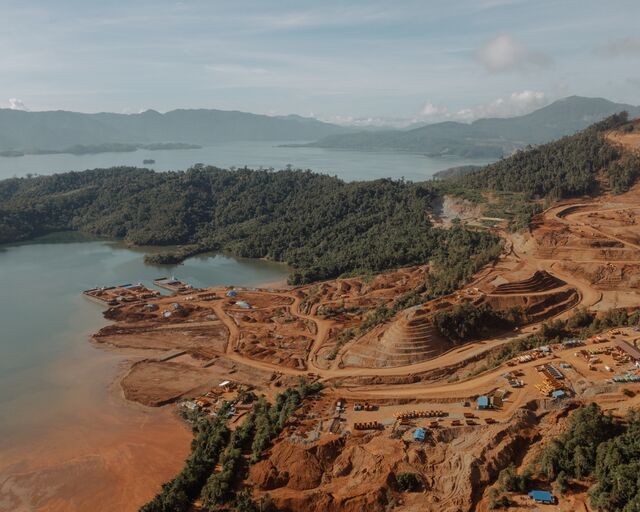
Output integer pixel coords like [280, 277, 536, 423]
[171, 194, 638, 402]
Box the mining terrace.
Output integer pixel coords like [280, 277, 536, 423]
[87, 135, 640, 511]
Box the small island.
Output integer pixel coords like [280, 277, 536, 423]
[0, 142, 202, 158]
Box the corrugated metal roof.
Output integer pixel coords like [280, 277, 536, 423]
[615, 340, 640, 360]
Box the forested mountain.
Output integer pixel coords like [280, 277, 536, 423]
[0, 166, 500, 285]
[302, 96, 640, 158]
[0, 108, 352, 152]
[2, 96, 636, 157]
[452, 112, 637, 200]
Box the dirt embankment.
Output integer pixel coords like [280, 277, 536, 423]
[430, 195, 485, 227]
[606, 121, 640, 153]
[249, 404, 548, 512]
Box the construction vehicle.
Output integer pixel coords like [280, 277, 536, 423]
[353, 421, 381, 431]
[395, 410, 448, 420]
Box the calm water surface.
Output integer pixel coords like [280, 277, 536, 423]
[0, 143, 490, 510]
[0, 140, 491, 182]
[0, 233, 288, 423]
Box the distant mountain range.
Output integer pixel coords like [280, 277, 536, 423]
[0, 108, 353, 153]
[298, 96, 640, 158]
[1, 96, 638, 157]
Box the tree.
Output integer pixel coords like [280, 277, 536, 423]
[497, 464, 530, 493]
[433, 302, 519, 343]
[396, 472, 422, 492]
[555, 471, 569, 496]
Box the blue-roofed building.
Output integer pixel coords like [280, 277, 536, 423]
[528, 490, 555, 504]
[413, 427, 426, 442]
[226, 290, 238, 297]
[477, 396, 490, 410]
[551, 389, 566, 399]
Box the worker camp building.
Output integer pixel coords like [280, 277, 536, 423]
[614, 340, 640, 363]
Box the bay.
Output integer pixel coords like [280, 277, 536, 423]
[0, 140, 490, 182]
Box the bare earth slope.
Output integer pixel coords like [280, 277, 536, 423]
[82, 127, 640, 511]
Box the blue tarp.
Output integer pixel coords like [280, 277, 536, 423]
[413, 428, 426, 441]
[477, 396, 490, 409]
[528, 490, 554, 503]
[551, 389, 566, 399]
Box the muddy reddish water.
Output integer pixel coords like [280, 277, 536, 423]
[0, 235, 289, 511]
[0, 339, 192, 512]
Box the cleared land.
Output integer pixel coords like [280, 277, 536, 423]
[89, 132, 640, 511]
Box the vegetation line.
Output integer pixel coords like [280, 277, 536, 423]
[0, 167, 501, 284]
[141, 379, 323, 512]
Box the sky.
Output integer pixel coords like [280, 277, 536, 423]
[1, 0, 639, 126]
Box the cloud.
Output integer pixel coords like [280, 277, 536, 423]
[120, 107, 147, 114]
[415, 90, 550, 124]
[466, 90, 549, 119]
[627, 78, 640, 90]
[597, 37, 640, 58]
[477, 34, 551, 72]
[419, 102, 450, 118]
[321, 90, 552, 128]
[319, 114, 404, 128]
[205, 64, 268, 75]
[7, 98, 28, 110]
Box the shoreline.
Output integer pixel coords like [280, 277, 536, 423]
[0, 332, 193, 512]
[0, 235, 292, 512]
[0, 337, 193, 512]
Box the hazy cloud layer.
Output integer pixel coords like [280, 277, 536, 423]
[597, 37, 640, 58]
[323, 91, 551, 127]
[416, 91, 549, 123]
[0, 1, 638, 118]
[7, 98, 28, 110]
[477, 34, 551, 72]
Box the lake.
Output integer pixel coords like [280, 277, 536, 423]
[0, 143, 492, 511]
[0, 140, 490, 182]
[0, 233, 289, 511]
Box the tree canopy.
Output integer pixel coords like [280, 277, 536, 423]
[453, 113, 630, 200]
[0, 166, 500, 284]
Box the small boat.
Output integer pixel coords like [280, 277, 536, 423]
[143, 159, 156, 164]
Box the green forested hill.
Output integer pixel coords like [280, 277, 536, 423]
[0, 166, 500, 284]
[450, 112, 636, 200]
[3, 113, 634, 285]
[0, 108, 352, 152]
[305, 96, 640, 158]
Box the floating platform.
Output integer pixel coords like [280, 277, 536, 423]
[83, 283, 160, 305]
[153, 276, 192, 292]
